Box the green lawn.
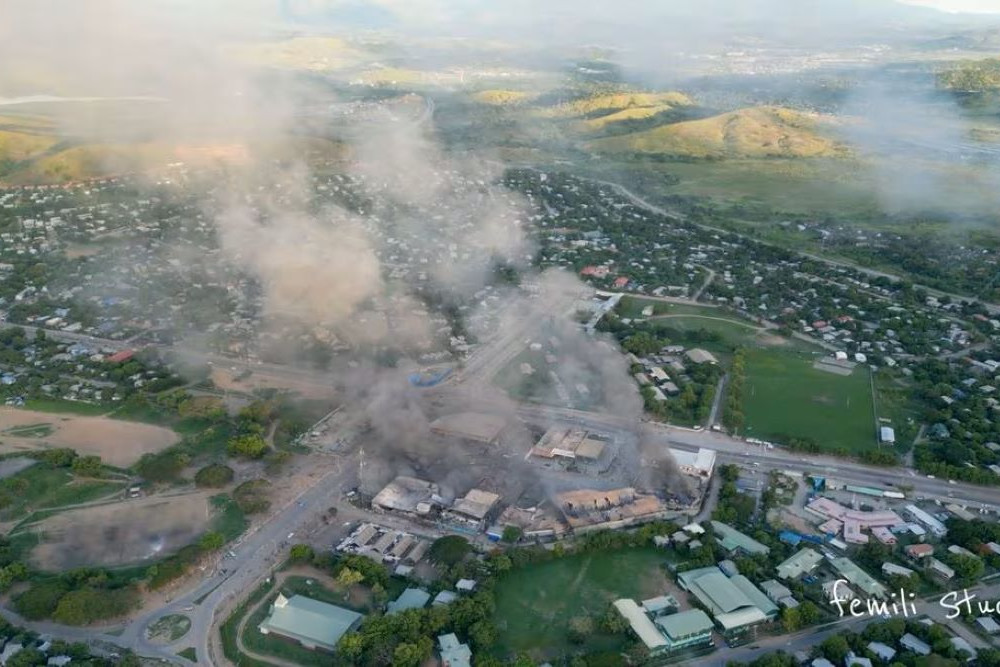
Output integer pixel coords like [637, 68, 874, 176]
[0, 464, 124, 522]
[210, 494, 248, 542]
[23, 398, 109, 416]
[615, 296, 674, 319]
[742, 348, 877, 453]
[493, 548, 671, 659]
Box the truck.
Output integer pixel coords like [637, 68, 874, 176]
[883, 490, 906, 500]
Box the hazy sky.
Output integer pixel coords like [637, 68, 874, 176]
[900, 0, 1000, 12]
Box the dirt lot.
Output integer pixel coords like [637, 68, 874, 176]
[0, 408, 178, 467]
[211, 368, 336, 400]
[30, 492, 211, 570]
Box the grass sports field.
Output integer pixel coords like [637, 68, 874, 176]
[742, 348, 876, 452]
[493, 548, 670, 658]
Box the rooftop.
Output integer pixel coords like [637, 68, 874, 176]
[776, 548, 823, 580]
[438, 633, 472, 667]
[711, 521, 770, 555]
[614, 599, 667, 650]
[258, 594, 362, 651]
[448, 489, 501, 521]
[655, 608, 714, 641]
[387, 588, 431, 614]
[372, 476, 439, 514]
[429, 412, 507, 443]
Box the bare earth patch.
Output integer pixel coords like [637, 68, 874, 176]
[0, 407, 178, 467]
[30, 492, 211, 570]
[756, 333, 788, 347]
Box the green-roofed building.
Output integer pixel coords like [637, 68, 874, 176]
[776, 548, 823, 580]
[711, 521, 770, 556]
[676, 566, 774, 642]
[654, 609, 714, 650]
[387, 588, 431, 614]
[258, 593, 362, 652]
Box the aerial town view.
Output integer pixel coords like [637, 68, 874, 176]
[3, 0, 1000, 666]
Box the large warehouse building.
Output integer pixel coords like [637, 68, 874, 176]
[259, 594, 362, 652]
[429, 412, 508, 445]
[677, 566, 778, 640]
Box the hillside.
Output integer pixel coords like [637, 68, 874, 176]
[586, 106, 845, 159]
[472, 90, 538, 106]
[0, 114, 61, 166]
[576, 104, 680, 131]
[538, 92, 694, 119]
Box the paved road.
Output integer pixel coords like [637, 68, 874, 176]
[684, 579, 1000, 667]
[516, 404, 1000, 509]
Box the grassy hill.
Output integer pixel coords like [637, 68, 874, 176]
[577, 104, 681, 131]
[0, 115, 62, 167]
[586, 106, 845, 159]
[472, 90, 539, 106]
[538, 92, 693, 119]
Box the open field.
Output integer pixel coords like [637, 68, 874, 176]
[0, 463, 124, 523]
[742, 348, 876, 453]
[493, 347, 603, 410]
[0, 407, 179, 467]
[210, 368, 336, 401]
[615, 295, 691, 319]
[28, 492, 211, 571]
[493, 548, 671, 658]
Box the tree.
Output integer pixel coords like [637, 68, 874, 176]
[502, 525, 523, 543]
[6, 648, 45, 667]
[227, 434, 267, 459]
[428, 536, 471, 566]
[336, 633, 364, 661]
[568, 615, 595, 644]
[70, 456, 103, 478]
[820, 635, 850, 664]
[781, 606, 802, 632]
[392, 637, 432, 667]
[198, 531, 225, 552]
[336, 567, 364, 596]
[0, 562, 27, 591]
[468, 619, 497, 649]
[946, 553, 985, 584]
[194, 464, 234, 488]
[52, 588, 136, 625]
[289, 544, 314, 562]
[601, 604, 629, 634]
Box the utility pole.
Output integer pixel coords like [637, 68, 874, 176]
[358, 446, 365, 494]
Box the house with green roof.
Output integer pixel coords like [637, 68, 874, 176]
[776, 548, 823, 580]
[654, 609, 714, 650]
[258, 593, 362, 652]
[711, 521, 770, 556]
[387, 587, 431, 614]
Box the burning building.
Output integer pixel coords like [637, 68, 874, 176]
[371, 476, 443, 516]
[429, 412, 508, 445]
[442, 488, 502, 530]
[529, 426, 610, 463]
[555, 487, 669, 534]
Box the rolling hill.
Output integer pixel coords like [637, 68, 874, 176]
[538, 92, 694, 119]
[586, 106, 845, 159]
[472, 90, 539, 106]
